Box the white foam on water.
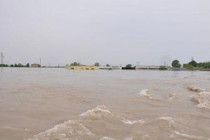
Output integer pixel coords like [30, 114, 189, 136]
[174, 131, 208, 140]
[100, 136, 116, 140]
[188, 87, 207, 93]
[78, 123, 94, 136]
[197, 101, 210, 109]
[192, 91, 210, 110]
[122, 119, 145, 125]
[139, 89, 153, 99]
[29, 120, 95, 140]
[28, 105, 117, 139]
[199, 91, 210, 96]
[159, 117, 174, 127]
[80, 105, 112, 120]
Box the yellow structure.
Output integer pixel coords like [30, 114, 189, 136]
[67, 65, 98, 70]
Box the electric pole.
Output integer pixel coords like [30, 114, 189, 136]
[40, 57, 42, 66]
[1, 52, 4, 64]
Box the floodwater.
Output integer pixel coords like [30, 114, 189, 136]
[0, 68, 210, 140]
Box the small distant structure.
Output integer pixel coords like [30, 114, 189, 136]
[31, 63, 40, 67]
[99, 66, 122, 70]
[111, 66, 122, 70]
[122, 66, 136, 70]
[135, 66, 160, 70]
[122, 64, 135, 70]
[67, 65, 98, 70]
[98, 66, 112, 70]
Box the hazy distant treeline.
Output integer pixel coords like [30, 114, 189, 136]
[0, 63, 30, 67]
[172, 59, 210, 70]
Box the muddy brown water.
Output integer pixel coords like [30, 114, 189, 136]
[0, 68, 210, 140]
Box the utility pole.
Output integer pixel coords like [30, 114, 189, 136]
[1, 52, 4, 64]
[40, 57, 42, 66]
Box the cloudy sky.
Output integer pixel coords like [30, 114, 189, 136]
[0, 0, 210, 66]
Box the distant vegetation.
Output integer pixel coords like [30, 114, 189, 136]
[69, 62, 101, 66]
[171, 58, 210, 70]
[94, 62, 100, 66]
[13, 63, 30, 67]
[1, 59, 210, 71]
[197, 62, 210, 69]
[70, 62, 81, 66]
[183, 59, 198, 70]
[159, 66, 167, 70]
[172, 60, 181, 68]
[0, 63, 30, 67]
[0, 64, 9, 67]
[183, 61, 210, 70]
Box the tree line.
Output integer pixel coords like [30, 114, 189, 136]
[0, 63, 30, 67]
[172, 59, 210, 70]
[68, 62, 101, 67]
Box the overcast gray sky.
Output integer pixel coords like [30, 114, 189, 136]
[0, 0, 210, 66]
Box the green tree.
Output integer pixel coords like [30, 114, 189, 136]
[0, 64, 8, 67]
[188, 58, 197, 67]
[70, 62, 81, 66]
[172, 60, 181, 68]
[159, 66, 167, 70]
[183, 64, 193, 70]
[204, 62, 210, 68]
[197, 62, 210, 69]
[18, 63, 23, 67]
[94, 62, 100, 66]
[189, 60, 197, 67]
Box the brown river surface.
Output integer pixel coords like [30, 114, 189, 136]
[0, 68, 210, 140]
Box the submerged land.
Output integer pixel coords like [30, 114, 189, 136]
[0, 69, 210, 140]
[1, 59, 210, 71]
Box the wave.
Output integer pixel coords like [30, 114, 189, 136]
[27, 120, 95, 140]
[188, 87, 207, 93]
[100, 137, 116, 140]
[192, 91, 210, 110]
[122, 119, 145, 125]
[173, 131, 208, 140]
[139, 89, 153, 99]
[80, 105, 112, 120]
[27, 105, 121, 140]
[27, 106, 209, 140]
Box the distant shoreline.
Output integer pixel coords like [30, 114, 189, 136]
[1, 66, 210, 71]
